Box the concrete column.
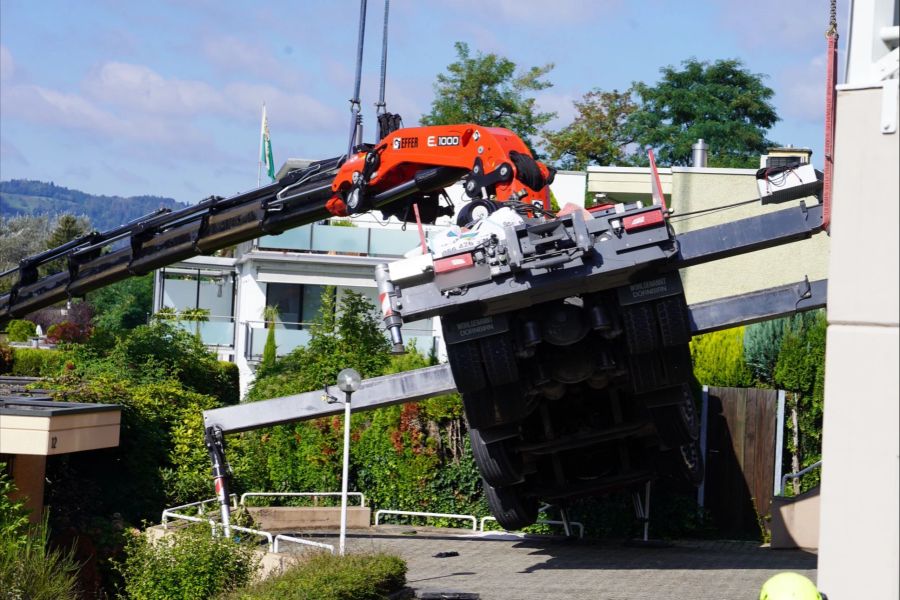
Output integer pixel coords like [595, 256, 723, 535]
[10, 454, 47, 523]
[817, 84, 899, 599]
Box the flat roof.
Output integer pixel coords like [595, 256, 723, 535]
[0, 397, 121, 417]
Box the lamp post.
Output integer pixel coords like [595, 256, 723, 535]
[336, 368, 361, 556]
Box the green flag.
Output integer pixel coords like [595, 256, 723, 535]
[260, 105, 275, 182]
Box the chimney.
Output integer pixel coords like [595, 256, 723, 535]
[691, 139, 708, 167]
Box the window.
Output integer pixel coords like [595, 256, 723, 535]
[265, 283, 330, 329]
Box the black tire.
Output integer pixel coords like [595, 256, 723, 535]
[677, 439, 705, 487]
[621, 303, 660, 355]
[647, 384, 700, 448]
[479, 334, 519, 387]
[470, 428, 524, 487]
[445, 341, 486, 393]
[655, 296, 691, 347]
[483, 481, 539, 531]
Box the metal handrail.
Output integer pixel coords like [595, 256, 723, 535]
[240, 491, 366, 507]
[225, 524, 274, 552]
[780, 460, 823, 494]
[375, 509, 478, 531]
[161, 495, 236, 527]
[274, 534, 335, 554]
[479, 516, 585, 538]
[161, 512, 217, 530]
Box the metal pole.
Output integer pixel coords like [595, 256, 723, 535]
[774, 389, 786, 496]
[697, 385, 709, 508]
[347, 0, 368, 156]
[339, 390, 352, 556]
[643, 481, 651, 542]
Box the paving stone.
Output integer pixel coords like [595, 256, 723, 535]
[282, 527, 817, 600]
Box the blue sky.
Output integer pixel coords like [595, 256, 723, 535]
[0, 0, 847, 205]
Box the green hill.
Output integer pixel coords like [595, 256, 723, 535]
[0, 180, 190, 233]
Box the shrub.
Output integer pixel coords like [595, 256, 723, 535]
[219, 360, 240, 405]
[690, 326, 754, 387]
[47, 321, 93, 344]
[117, 524, 259, 600]
[6, 319, 36, 341]
[0, 344, 13, 374]
[230, 552, 406, 600]
[0, 470, 80, 600]
[11, 348, 67, 376]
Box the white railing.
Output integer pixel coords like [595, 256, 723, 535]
[479, 516, 585, 538]
[240, 491, 366, 507]
[161, 495, 236, 528]
[374, 510, 478, 532]
[274, 534, 335, 554]
[225, 524, 274, 552]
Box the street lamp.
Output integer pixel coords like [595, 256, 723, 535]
[336, 368, 361, 556]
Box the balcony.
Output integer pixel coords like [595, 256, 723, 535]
[245, 320, 437, 360]
[258, 224, 425, 257]
[168, 315, 235, 347]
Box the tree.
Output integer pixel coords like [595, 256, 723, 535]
[421, 42, 555, 155]
[627, 58, 779, 168]
[180, 307, 210, 339]
[88, 274, 153, 332]
[42, 214, 91, 276]
[0, 215, 52, 293]
[544, 88, 637, 170]
[258, 305, 279, 376]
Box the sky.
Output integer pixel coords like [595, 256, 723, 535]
[0, 0, 848, 206]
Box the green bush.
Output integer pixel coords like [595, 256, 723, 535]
[219, 360, 241, 405]
[10, 347, 67, 376]
[117, 524, 259, 600]
[6, 319, 37, 342]
[230, 552, 406, 600]
[690, 326, 754, 387]
[1, 468, 80, 600]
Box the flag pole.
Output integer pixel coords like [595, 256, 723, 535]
[257, 103, 266, 188]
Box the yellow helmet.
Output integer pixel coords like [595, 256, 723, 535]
[759, 573, 822, 600]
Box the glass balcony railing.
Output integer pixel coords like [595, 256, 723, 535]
[258, 224, 425, 257]
[245, 320, 436, 360]
[168, 315, 235, 347]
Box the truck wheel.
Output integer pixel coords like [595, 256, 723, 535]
[655, 296, 691, 347]
[647, 384, 700, 448]
[677, 439, 705, 487]
[479, 334, 519, 386]
[470, 427, 524, 487]
[445, 341, 486, 393]
[621, 303, 660, 354]
[483, 481, 538, 531]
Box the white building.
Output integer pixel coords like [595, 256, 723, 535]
[152, 171, 587, 397]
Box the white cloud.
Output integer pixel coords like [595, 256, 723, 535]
[535, 91, 578, 130]
[84, 62, 226, 116]
[0, 45, 15, 82]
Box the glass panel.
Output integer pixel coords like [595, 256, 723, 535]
[311, 225, 368, 254]
[249, 325, 312, 357]
[368, 228, 422, 257]
[171, 318, 234, 347]
[258, 225, 312, 251]
[266, 283, 302, 328]
[301, 285, 327, 323]
[198, 277, 233, 317]
[163, 278, 196, 310]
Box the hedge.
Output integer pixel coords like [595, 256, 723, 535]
[228, 552, 407, 600]
[8, 348, 67, 377]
